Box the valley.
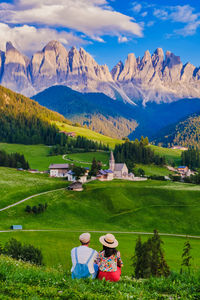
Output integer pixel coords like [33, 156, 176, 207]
[1, 165, 200, 276]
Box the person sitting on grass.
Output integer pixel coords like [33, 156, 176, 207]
[97, 233, 123, 282]
[71, 232, 98, 279]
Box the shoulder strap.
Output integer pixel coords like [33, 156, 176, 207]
[86, 249, 95, 265]
[75, 247, 79, 264]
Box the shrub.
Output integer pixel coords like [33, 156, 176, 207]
[2, 238, 43, 265]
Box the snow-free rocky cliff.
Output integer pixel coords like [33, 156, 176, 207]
[0, 40, 200, 104]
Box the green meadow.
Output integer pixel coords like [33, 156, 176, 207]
[135, 164, 172, 176]
[0, 143, 65, 171]
[64, 151, 109, 168]
[150, 145, 182, 165]
[0, 167, 66, 209]
[0, 231, 199, 276]
[1, 178, 200, 235]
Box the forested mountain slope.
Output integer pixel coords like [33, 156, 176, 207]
[32, 85, 137, 139]
[153, 113, 200, 148]
[0, 86, 70, 144]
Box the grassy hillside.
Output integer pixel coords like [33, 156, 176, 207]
[0, 256, 199, 299]
[64, 152, 109, 168]
[0, 85, 71, 145]
[150, 145, 182, 165]
[1, 179, 200, 234]
[0, 143, 66, 171]
[1, 168, 200, 276]
[0, 231, 199, 276]
[0, 167, 66, 208]
[135, 164, 172, 176]
[54, 121, 123, 148]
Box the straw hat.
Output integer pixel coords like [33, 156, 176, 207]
[79, 232, 90, 244]
[99, 233, 118, 248]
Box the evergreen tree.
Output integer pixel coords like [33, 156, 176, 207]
[132, 230, 170, 279]
[180, 240, 192, 274]
[71, 166, 86, 180]
[89, 158, 99, 176]
[25, 205, 32, 213]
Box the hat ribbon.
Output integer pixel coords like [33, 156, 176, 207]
[104, 238, 114, 244]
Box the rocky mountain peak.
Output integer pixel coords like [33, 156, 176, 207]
[0, 41, 200, 103]
[164, 51, 181, 68]
[6, 41, 16, 52]
[152, 48, 164, 70]
[43, 40, 67, 54]
[111, 60, 124, 81]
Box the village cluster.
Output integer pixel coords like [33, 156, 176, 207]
[48, 151, 194, 190]
[49, 152, 147, 190]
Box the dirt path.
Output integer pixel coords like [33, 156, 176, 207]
[62, 154, 106, 166]
[0, 188, 65, 212]
[0, 229, 199, 239]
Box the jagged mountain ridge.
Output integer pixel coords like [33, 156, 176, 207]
[0, 40, 200, 104]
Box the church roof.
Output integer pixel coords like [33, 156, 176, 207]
[114, 163, 126, 171]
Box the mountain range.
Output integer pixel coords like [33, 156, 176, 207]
[1, 40, 200, 104]
[32, 85, 200, 140]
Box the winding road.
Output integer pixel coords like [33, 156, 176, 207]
[0, 188, 65, 212]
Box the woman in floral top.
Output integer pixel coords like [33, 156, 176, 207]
[97, 233, 123, 282]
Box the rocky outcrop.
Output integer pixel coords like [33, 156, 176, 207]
[0, 41, 200, 104]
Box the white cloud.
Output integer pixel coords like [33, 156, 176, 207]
[141, 11, 148, 17]
[175, 21, 200, 37]
[0, 0, 143, 43]
[153, 5, 200, 37]
[0, 23, 84, 55]
[132, 3, 142, 13]
[118, 36, 128, 43]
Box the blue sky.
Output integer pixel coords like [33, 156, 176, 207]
[0, 0, 199, 69]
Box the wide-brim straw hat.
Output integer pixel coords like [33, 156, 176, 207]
[99, 233, 118, 248]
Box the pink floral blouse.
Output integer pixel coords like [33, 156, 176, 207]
[97, 251, 123, 272]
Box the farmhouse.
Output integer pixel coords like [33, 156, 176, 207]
[109, 151, 128, 179]
[49, 163, 70, 177]
[171, 146, 188, 151]
[177, 166, 189, 174]
[59, 131, 76, 137]
[68, 181, 83, 191]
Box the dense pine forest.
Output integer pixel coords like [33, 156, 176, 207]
[114, 138, 166, 171]
[181, 148, 200, 170]
[0, 86, 71, 145]
[0, 150, 29, 169]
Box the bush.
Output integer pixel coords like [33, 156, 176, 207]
[25, 203, 48, 214]
[2, 238, 43, 265]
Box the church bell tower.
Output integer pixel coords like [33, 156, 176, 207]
[109, 151, 115, 171]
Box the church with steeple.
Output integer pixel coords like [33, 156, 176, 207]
[109, 151, 128, 178]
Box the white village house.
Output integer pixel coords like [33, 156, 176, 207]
[49, 164, 70, 177]
[49, 164, 89, 183]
